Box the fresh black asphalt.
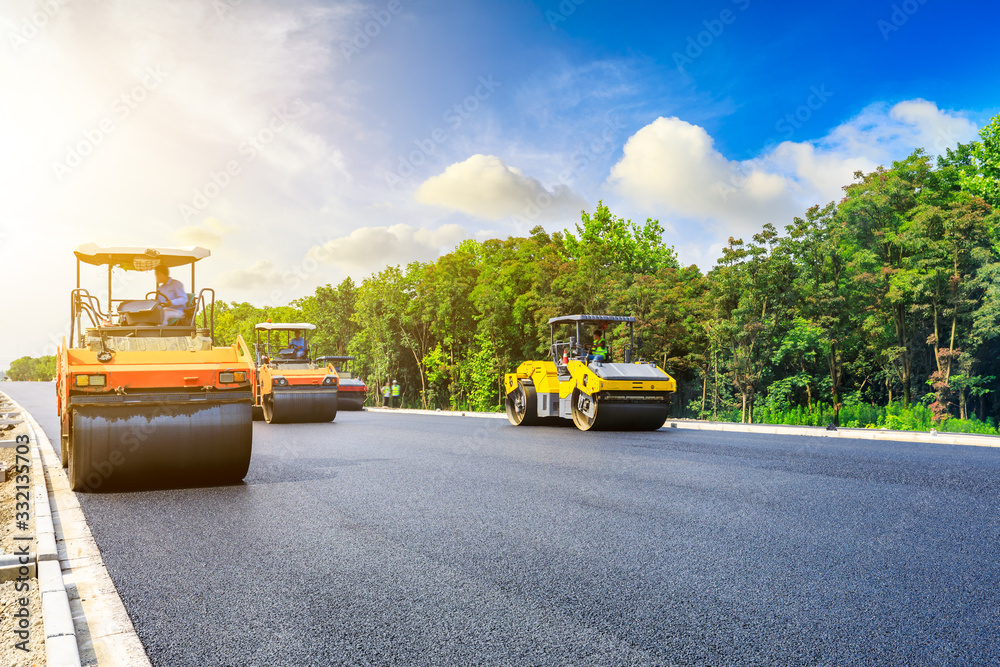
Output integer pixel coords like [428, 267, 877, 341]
[5, 382, 1000, 666]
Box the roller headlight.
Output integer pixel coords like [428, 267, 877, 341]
[74, 374, 107, 387]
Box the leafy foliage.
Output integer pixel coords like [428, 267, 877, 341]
[5, 356, 56, 381]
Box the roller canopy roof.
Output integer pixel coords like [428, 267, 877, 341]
[254, 323, 317, 331]
[547, 314, 635, 325]
[74, 244, 211, 270]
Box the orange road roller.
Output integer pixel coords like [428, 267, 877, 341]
[315, 355, 366, 411]
[252, 323, 338, 424]
[56, 244, 255, 491]
[503, 314, 676, 431]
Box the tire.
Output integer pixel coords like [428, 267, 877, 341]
[571, 388, 598, 431]
[506, 380, 539, 426]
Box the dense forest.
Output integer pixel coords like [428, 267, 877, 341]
[210, 115, 1000, 430]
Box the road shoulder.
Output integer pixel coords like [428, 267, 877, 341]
[10, 393, 152, 667]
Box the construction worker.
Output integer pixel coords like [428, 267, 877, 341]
[154, 265, 187, 325]
[588, 330, 607, 363]
[391, 379, 401, 408]
[382, 381, 391, 407]
[289, 331, 307, 358]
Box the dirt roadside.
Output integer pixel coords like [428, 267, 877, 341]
[0, 417, 46, 666]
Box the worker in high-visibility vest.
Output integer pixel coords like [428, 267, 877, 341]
[391, 380, 401, 408]
[382, 381, 391, 407]
[588, 330, 607, 363]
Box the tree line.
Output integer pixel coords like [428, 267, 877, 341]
[4, 356, 57, 382]
[215, 115, 998, 426]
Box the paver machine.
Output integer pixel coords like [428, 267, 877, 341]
[56, 244, 255, 491]
[315, 355, 366, 410]
[504, 314, 676, 431]
[252, 323, 339, 423]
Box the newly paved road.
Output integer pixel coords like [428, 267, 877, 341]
[5, 382, 1000, 666]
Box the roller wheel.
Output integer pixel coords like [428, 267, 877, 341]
[252, 405, 265, 421]
[61, 433, 69, 468]
[571, 389, 670, 432]
[69, 401, 252, 492]
[60, 413, 71, 468]
[571, 389, 599, 431]
[506, 380, 539, 426]
[263, 391, 337, 424]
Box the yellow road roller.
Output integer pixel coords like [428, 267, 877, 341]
[504, 315, 676, 431]
[252, 323, 338, 424]
[57, 244, 255, 492]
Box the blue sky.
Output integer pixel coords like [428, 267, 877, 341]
[1, 0, 998, 366]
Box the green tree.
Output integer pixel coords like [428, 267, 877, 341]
[295, 278, 357, 356]
[7, 356, 57, 381]
[960, 113, 1000, 207]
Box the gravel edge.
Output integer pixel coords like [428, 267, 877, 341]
[2, 391, 153, 667]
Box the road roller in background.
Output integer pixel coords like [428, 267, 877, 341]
[252, 323, 338, 424]
[504, 314, 676, 431]
[315, 355, 366, 410]
[57, 244, 255, 492]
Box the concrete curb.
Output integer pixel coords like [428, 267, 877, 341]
[2, 391, 152, 667]
[366, 406, 507, 419]
[2, 392, 81, 667]
[365, 405, 1000, 448]
[667, 419, 1000, 448]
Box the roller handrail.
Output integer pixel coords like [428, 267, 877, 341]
[196, 288, 215, 342]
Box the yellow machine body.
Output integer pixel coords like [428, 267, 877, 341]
[503, 315, 676, 431]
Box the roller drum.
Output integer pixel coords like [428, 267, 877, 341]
[263, 390, 338, 424]
[70, 400, 252, 492]
[572, 390, 669, 431]
[506, 380, 539, 426]
[336, 393, 366, 411]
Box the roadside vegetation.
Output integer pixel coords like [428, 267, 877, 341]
[3, 356, 55, 382]
[11, 115, 1000, 433]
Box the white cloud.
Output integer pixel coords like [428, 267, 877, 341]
[174, 217, 237, 250]
[608, 100, 980, 237]
[312, 224, 469, 274]
[415, 154, 588, 222]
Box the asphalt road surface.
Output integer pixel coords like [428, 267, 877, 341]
[5, 381, 1000, 666]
